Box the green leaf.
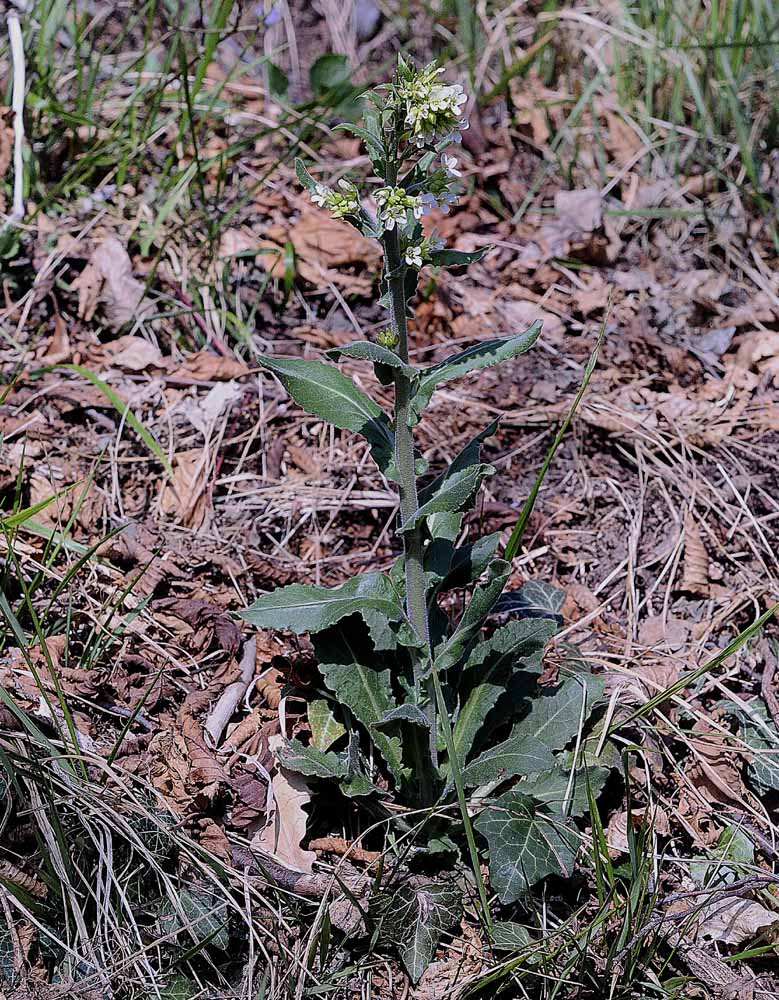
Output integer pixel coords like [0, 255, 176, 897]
[433, 560, 512, 676]
[267, 61, 289, 98]
[333, 122, 385, 160]
[463, 735, 556, 787]
[399, 464, 495, 535]
[510, 675, 605, 752]
[313, 625, 405, 786]
[0, 483, 79, 529]
[731, 701, 779, 793]
[278, 739, 347, 780]
[240, 571, 405, 642]
[427, 247, 490, 267]
[490, 921, 531, 952]
[474, 791, 578, 902]
[409, 324, 542, 424]
[310, 53, 351, 95]
[326, 341, 417, 386]
[418, 419, 498, 507]
[453, 618, 557, 765]
[158, 886, 229, 951]
[495, 580, 566, 621]
[308, 699, 346, 752]
[374, 882, 461, 983]
[295, 158, 318, 193]
[257, 356, 395, 476]
[520, 765, 609, 817]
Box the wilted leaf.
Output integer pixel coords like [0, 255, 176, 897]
[474, 791, 578, 902]
[71, 235, 153, 329]
[409, 325, 542, 424]
[252, 737, 316, 874]
[695, 898, 779, 947]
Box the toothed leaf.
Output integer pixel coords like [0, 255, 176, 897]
[409, 324, 542, 424]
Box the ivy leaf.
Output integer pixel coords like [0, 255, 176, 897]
[474, 791, 578, 903]
[520, 765, 609, 817]
[490, 921, 531, 952]
[730, 701, 779, 793]
[158, 886, 230, 951]
[278, 739, 347, 780]
[510, 675, 605, 752]
[453, 618, 557, 765]
[313, 624, 405, 786]
[463, 735, 556, 787]
[494, 580, 566, 623]
[240, 571, 405, 643]
[257, 355, 395, 476]
[409, 324, 542, 424]
[308, 699, 346, 752]
[433, 560, 512, 676]
[427, 247, 490, 267]
[374, 882, 461, 983]
[399, 463, 496, 535]
[326, 341, 417, 386]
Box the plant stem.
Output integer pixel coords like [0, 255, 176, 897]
[383, 228, 438, 771]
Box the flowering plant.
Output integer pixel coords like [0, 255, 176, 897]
[240, 59, 606, 979]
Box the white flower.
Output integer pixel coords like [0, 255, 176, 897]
[398, 63, 470, 147]
[311, 183, 331, 208]
[375, 186, 423, 233]
[441, 153, 461, 177]
[405, 245, 423, 268]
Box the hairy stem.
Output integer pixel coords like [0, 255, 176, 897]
[384, 228, 438, 773]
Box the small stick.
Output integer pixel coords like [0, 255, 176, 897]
[3, 3, 26, 230]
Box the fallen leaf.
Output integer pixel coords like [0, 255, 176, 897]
[695, 897, 779, 947]
[173, 350, 249, 382]
[682, 512, 710, 596]
[159, 448, 211, 529]
[555, 188, 602, 232]
[72, 236, 154, 329]
[252, 736, 316, 874]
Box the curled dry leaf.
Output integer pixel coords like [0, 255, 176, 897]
[682, 511, 710, 596]
[72, 236, 154, 329]
[606, 806, 670, 858]
[251, 735, 316, 874]
[694, 897, 779, 947]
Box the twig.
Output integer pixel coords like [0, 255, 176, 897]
[3, 3, 26, 230]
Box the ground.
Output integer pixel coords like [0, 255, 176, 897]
[1, 1, 779, 998]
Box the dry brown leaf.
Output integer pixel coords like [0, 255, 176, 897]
[606, 806, 670, 857]
[252, 735, 316, 874]
[72, 236, 153, 329]
[555, 188, 602, 232]
[682, 512, 710, 596]
[0, 107, 12, 180]
[695, 897, 779, 947]
[159, 448, 211, 529]
[101, 334, 164, 372]
[173, 350, 249, 382]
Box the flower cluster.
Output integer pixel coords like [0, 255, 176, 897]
[404, 234, 445, 269]
[397, 62, 469, 148]
[375, 186, 423, 232]
[310, 178, 361, 219]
